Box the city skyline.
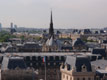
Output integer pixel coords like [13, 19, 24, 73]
[0, 0, 107, 29]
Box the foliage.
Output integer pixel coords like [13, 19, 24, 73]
[20, 35, 25, 40]
[0, 31, 16, 42]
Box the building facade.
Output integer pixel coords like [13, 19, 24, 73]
[60, 56, 95, 80]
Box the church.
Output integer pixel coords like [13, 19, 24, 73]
[42, 11, 58, 52]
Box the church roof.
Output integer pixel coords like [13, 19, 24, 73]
[46, 36, 56, 46]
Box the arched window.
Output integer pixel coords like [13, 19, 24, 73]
[88, 78, 91, 80]
[70, 77, 72, 80]
[63, 74, 65, 78]
[77, 78, 80, 80]
[83, 78, 85, 80]
[66, 76, 68, 80]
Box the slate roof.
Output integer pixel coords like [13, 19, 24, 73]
[91, 59, 107, 70]
[86, 42, 100, 49]
[8, 57, 26, 69]
[57, 38, 72, 42]
[96, 70, 107, 74]
[103, 40, 107, 44]
[65, 56, 92, 72]
[83, 29, 92, 34]
[1, 56, 26, 70]
[92, 48, 106, 57]
[72, 38, 85, 46]
[61, 46, 73, 50]
[23, 42, 40, 49]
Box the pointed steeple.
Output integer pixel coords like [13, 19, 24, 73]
[49, 10, 54, 38]
[51, 11, 53, 24]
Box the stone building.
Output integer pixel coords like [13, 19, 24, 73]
[60, 56, 95, 80]
[23, 53, 66, 80]
[42, 36, 58, 52]
[42, 11, 59, 52]
[1, 56, 35, 80]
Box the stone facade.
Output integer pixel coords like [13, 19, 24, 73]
[60, 56, 95, 80]
[60, 65, 95, 80]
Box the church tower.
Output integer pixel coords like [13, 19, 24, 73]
[49, 11, 54, 38]
[42, 11, 58, 52]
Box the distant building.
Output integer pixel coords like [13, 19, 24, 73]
[57, 38, 73, 51]
[83, 29, 92, 34]
[10, 22, 13, 29]
[14, 24, 17, 30]
[10, 22, 16, 34]
[0, 23, 2, 31]
[72, 38, 87, 50]
[9, 38, 22, 44]
[18, 42, 42, 52]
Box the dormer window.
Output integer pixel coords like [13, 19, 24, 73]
[82, 64, 87, 72]
[98, 66, 100, 69]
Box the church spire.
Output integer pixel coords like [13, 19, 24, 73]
[49, 10, 54, 38]
[51, 10, 53, 24]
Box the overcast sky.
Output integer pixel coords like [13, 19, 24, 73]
[0, 0, 107, 29]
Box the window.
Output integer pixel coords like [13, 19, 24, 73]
[66, 76, 68, 80]
[63, 74, 65, 78]
[83, 78, 85, 80]
[88, 78, 91, 80]
[70, 77, 72, 80]
[96, 76, 99, 80]
[77, 78, 80, 80]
